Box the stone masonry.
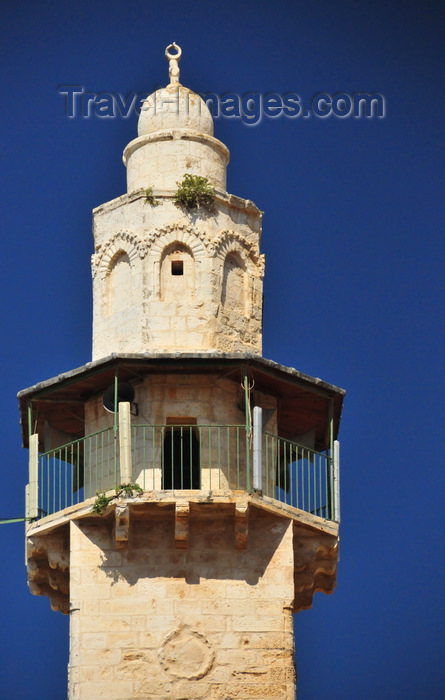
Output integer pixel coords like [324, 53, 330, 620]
[23, 44, 343, 700]
[91, 46, 263, 360]
[68, 504, 297, 700]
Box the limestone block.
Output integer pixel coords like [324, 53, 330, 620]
[66, 501, 299, 699]
[91, 189, 263, 359]
[124, 131, 229, 193]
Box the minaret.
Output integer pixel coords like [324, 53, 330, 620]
[92, 42, 262, 360]
[20, 45, 344, 700]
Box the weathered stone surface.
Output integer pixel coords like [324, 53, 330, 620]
[159, 626, 215, 679]
[27, 529, 70, 613]
[65, 501, 300, 699]
[91, 198, 264, 359]
[23, 45, 341, 700]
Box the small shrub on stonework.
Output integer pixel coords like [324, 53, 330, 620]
[144, 187, 160, 206]
[174, 173, 215, 210]
[92, 484, 143, 516]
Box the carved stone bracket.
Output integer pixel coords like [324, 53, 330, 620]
[27, 531, 70, 614]
[234, 502, 249, 549]
[115, 504, 130, 549]
[25, 495, 339, 617]
[175, 500, 190, 549]
[292, 527, 339, 612]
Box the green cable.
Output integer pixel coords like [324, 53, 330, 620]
[0, 517, 32, 524]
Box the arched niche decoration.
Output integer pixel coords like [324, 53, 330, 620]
[160, 242, 195, 302]
[104, 250, 133, 317]
[214, 231, 263, 313]
[221, 251, 247, 313]
[146, 223, 211, 300]
[214, 230, 264, 279]
[92, 230, 147, 280]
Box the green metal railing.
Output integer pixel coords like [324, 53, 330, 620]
[263, 432, 333, 520]
[37, 427, 115, 517]
[34, 423, 335, 521]
[131, 424, 248, 491]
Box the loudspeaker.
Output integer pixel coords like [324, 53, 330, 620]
[102, 382, 135, 413]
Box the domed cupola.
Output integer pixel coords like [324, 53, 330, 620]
[123, 43, 229, 192]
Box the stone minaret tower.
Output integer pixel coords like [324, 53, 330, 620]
[20, 45, 344, 699]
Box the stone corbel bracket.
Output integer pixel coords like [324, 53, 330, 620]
[175, 500, 190, 549]
[115, 504, 130, 549]
[234, 501, 249, 549]
[292, 526, 339, 613]
[25, 493, 339, 615]
[27, 530, 70, 614]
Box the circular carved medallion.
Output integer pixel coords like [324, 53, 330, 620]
[159, 627, 215, 679]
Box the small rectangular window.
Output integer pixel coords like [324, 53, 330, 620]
[171, 260, 183, 275]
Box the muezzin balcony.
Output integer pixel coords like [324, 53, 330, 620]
[21, 354, 342, 521]
[20, 353, 343, 614]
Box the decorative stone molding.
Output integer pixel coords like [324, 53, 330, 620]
[292, 529, 338, 613]
[146, 222, 212, 259]
[27, 532, 70, 614]
[26, 494, 339, 617]
[92, 230, 148, 278]
[214, 229, 265, 276]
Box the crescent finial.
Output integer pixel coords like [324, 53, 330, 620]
[165, 42, 182, 85]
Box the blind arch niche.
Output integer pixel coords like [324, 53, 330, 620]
[221, 251, 247, 314]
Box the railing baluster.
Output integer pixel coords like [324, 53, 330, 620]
[208, 426, 211, 491]
[35, 425, 334, 523]
[152, 426, 155, 490]
[236, 427, 240, 488]
[217, 426, 220, 489]
[226, 426, 230, 488]
[198, 426, 203, 489]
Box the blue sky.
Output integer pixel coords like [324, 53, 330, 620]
[1, 1, 444, 698]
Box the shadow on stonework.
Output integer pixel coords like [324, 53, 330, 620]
[88, 505, 290, 587]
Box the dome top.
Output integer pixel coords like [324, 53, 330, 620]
[137, 43, 214, 137]
[138, 84, 214, 137]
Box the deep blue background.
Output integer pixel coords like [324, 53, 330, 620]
[1, 2, 444, 698]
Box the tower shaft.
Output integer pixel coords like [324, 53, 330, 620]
[22, 45, 344, 700]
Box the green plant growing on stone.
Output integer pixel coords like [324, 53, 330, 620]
[92, 490, 114, 516]
[144, 187, 160, 206]
[117, 483, 143, 498]
[92, 483, 143, 516]
[174, 173, 215, 210]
